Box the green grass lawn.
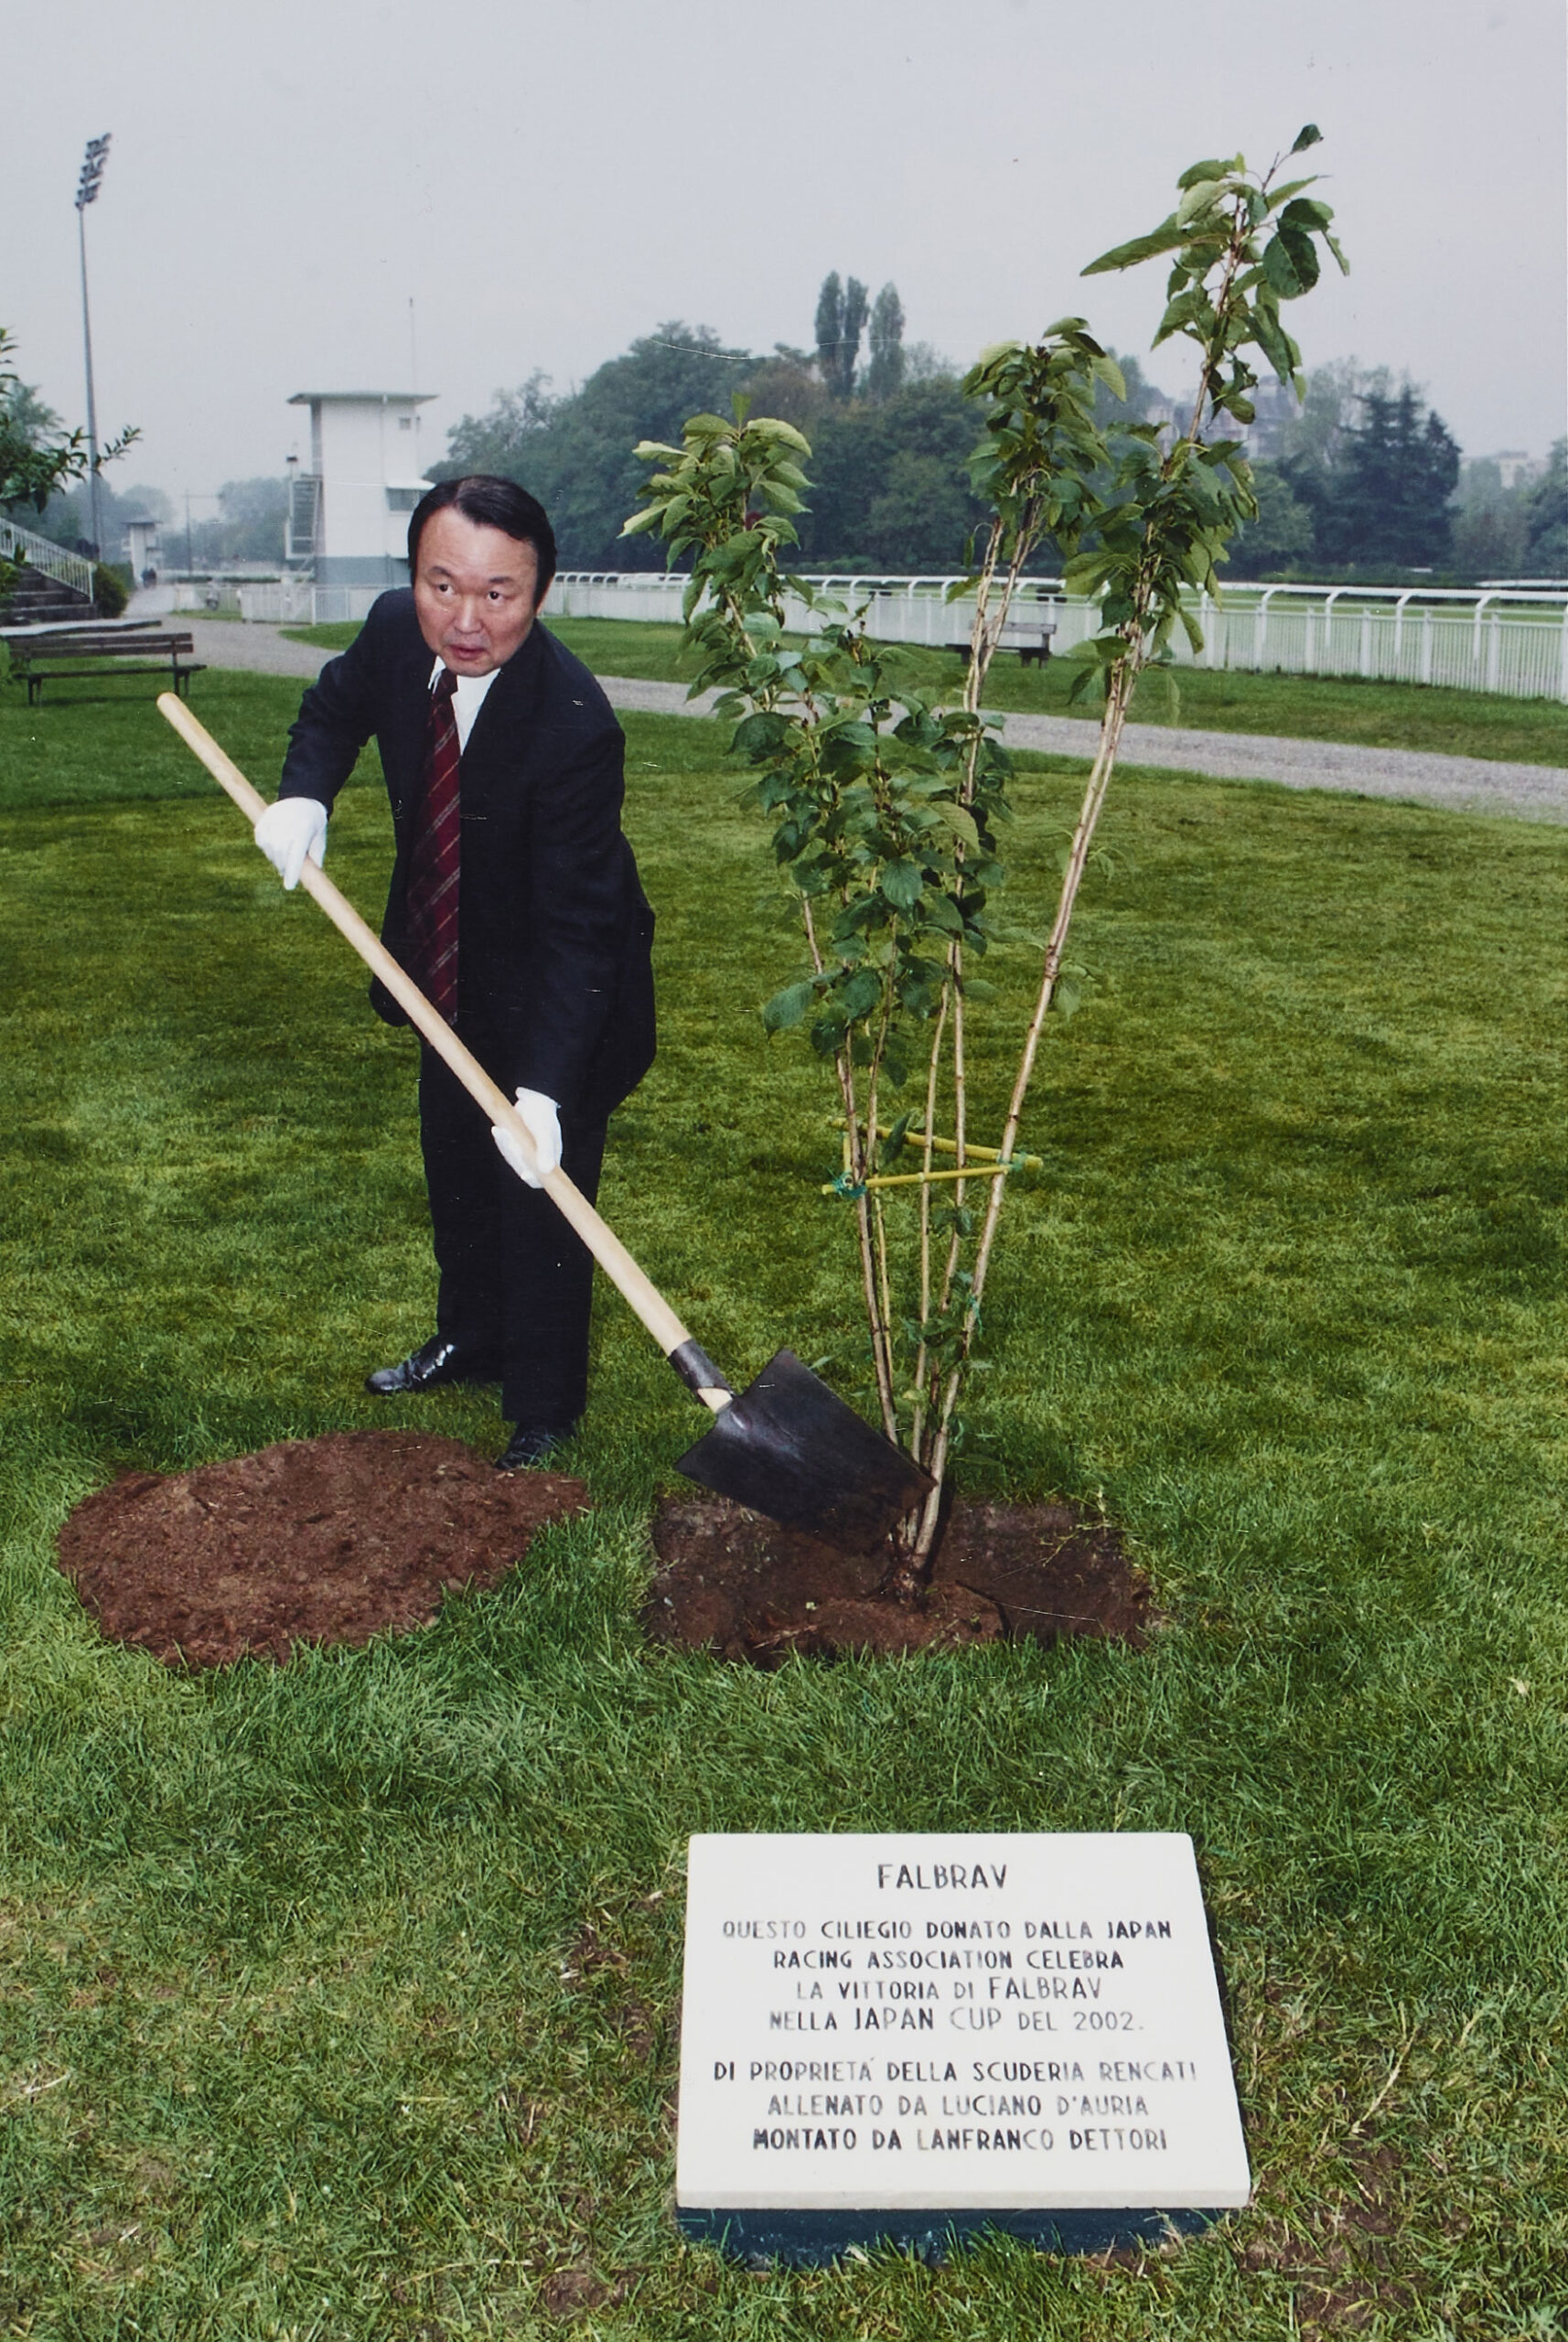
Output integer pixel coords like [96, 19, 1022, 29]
[2, 669, 1566, 2337]
[282, 616, 1568, 768]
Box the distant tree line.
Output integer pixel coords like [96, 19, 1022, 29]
[435, 289, 1005, 573]
[443, 292, 1564, 582]
[6, 284, 1563, 585]
[1232, 362, 1565, 580]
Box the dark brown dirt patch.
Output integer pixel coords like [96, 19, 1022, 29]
[539, 2266, 635, 2321]
[562, 1924, 659, 2062]
[643, 1496, 1153, 1663]
[1240, 2146, 1420, 2336]
[58, 1430, 589, 1669]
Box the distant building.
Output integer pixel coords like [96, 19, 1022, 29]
[1471, 449, 1544, 492]
[285, 391, 436, 587]
[1241, 379, 1298, 461]
[1136, 381, 1291, 457]
[124, 516, 162, 579]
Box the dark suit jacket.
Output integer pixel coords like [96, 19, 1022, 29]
[279, 590, 655, 1120]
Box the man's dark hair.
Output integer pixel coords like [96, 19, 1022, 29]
[407, 475, 558, 601]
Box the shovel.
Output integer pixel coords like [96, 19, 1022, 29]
[157, 695, 931, 1552]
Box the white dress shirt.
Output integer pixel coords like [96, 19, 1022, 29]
[428, 656, 502, 755]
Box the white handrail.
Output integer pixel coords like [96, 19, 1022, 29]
[0, 515, 95, 602]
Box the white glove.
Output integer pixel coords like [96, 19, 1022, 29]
[490, 1087, 563, 1188]
[254, 796, 328, 889]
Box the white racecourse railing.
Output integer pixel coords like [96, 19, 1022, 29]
[0, 515, 95, 601]
[551, 572, 1568, 703]
[235, 575, 315, 623]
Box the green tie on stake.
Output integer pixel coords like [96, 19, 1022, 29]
[158, 694, 931, 1553]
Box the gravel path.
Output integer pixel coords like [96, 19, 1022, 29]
[182, 619, 330, 679]
[991, 709, 1568, 822]
[607, 680, 1568, 822]
[194, 628, 1568, 823]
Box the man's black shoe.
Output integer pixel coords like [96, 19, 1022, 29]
[495, 1423, 574, 1471]
[365, 1338, 496, 1397]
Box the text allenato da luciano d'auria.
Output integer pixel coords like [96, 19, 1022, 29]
[718, 1852, 1188, 2161]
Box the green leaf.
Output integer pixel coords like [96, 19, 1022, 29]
[1262, 175, 1320, 212]
[1081, 217, 1188, 275]
[878, 1112, 917, 1169]
[927, 800, 981, 853]
[1089, 352, 1127, 403]
[1176, 178, 1226, 225]
[761, 979, 817, 1033]
[733, 711, 789, 753]
[1176, 156, 1232, 188]
[746, 417, 812, 453]
[838, 968, 883, 1021]
[1277, 222, 1320, 292]
[1289, 123, 1322, 153]
[1262, 232, 1307, 298]
[1251, 302, 1297, 383]
[881, 860, 924, 910]
[618, 504, 663, 538]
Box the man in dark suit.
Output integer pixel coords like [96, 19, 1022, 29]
[254, 476, 655, 1468]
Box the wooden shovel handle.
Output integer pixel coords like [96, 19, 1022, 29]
[157, 693, 725, 1406]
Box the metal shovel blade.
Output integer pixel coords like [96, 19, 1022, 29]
[676, 1348, 933, 1552]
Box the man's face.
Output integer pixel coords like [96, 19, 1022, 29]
[413, 505, 543, 675]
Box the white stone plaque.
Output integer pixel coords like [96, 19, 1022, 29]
[677, 1832, 1249, 2254]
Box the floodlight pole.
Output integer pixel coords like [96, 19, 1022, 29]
[74, 134, 112, 568]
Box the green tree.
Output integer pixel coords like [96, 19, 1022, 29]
[440, 326, 747, 567]
[814, 274, 869, 399]
[1, 328, 136, 611]
[3, 331, 135, 520]
[442, 372, 557, 481]
[1450, 456, 1532, 578]
[865, 284, 907, 402]
[865, 448, 977, 570]
[1, 369, 70, 511]
[628, 129, 1345, 1579]
[1226, 458, 1317, 574]
[1286, 381, 1458, 569]
[24, 474, 169, 564]
[795, 378, 991, 567]
[185, 478, 290, 566]
[1274, 355, 1380, 474]
[734, 349, 829, 436]
[1523, 438, 1568, 575]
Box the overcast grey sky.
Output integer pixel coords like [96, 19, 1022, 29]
[8, 0, 1565, 514]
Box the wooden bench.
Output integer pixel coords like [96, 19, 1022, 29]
[950, 613, 1062, 670]
[950, 614, 1058, 668]
[3, 628, 205, 705]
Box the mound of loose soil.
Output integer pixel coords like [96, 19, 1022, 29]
[58, 1430, 589, 1669]
[642, 1496, 1154, 1664]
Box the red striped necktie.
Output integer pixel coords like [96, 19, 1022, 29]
[406, 666, 461, 1022]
